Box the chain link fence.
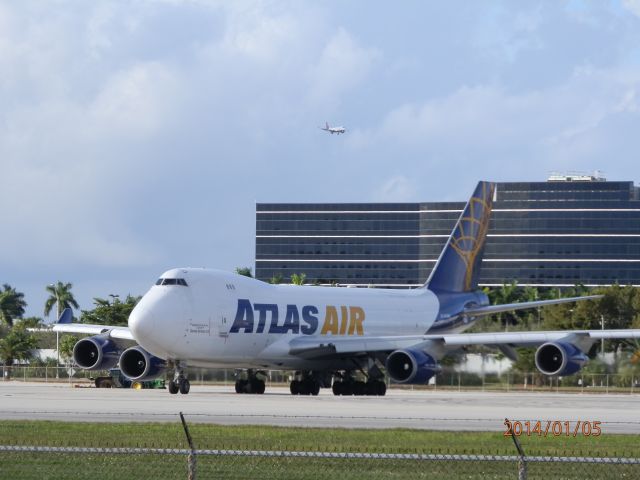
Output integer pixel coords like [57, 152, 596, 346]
[1, 413, 638, 479]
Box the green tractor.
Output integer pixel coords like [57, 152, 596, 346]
[93, 368, 165, 389]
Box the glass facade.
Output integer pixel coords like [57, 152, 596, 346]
[255, 180, 640, 287]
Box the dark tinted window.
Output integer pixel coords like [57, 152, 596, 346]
[160, 278, 188, 286]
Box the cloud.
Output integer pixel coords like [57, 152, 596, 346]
[89, 62, 181, 138]
[1, 1, 640, 316]
[622, 0, 640, 18]
[307, 28, 380, 108]
[372, 175, 417, 202]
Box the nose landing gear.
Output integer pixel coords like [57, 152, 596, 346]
[168, 362, 190, 395]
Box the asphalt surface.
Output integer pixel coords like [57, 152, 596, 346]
[1, 381, 639, 434]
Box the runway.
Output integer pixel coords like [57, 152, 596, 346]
[2, 382, 640, 434]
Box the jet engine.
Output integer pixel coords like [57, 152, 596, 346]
[385, 349, 441, 384]
[73, 336, 120, 370]
[119, 346, 166, 381]
[535, 342, 588, 376]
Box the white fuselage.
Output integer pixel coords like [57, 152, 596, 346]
[128, 268, 440, 369]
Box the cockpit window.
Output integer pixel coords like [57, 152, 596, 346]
[156, 278, 188, 286]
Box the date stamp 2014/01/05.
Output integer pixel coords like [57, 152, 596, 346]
[504, 419, 602, 437]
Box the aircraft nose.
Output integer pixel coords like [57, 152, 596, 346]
[128, 302, 156, 340]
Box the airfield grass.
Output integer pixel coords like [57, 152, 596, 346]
[1, 421, 639, 479]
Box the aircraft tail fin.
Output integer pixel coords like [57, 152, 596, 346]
[325, 122, 329, 129]
[426, 181, 495, 293]
[56, 307, 73, 324]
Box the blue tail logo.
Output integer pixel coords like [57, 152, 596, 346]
[427, 181, 495, 293]
[56, 307, 73, 324]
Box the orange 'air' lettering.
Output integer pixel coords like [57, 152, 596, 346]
[320, 306, 339, 335]
[348, 306, 365, 335]
[339, 306, 349, 335]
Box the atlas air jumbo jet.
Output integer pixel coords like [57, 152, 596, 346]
[55, 181, 640, 396]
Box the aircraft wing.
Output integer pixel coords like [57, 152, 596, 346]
[288, 329, 640, 359]
[52, 323, 134, 341]
[462, 294, 602, 317]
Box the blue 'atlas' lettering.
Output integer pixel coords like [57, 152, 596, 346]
[254, 303, 278, 333]
[230, 300, 326, 335]
[230, 299, 254, 333]
[301, 305, 318, 334]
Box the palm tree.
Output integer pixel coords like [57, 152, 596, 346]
[290, 273, 307, 286]
[44, 282, 79, 320]
[0, 284, 27, 327]
[235, 267, 253, 278]
[269, 273, 283, 285]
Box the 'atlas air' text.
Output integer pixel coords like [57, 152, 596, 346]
[229, 299, 365, 335]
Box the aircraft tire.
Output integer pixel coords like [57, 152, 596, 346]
[290, 380, 300, 395]
[311, 382, 320, 396]
[341, 382, 353, 396]
[376, 381, 387, 396]
[365, 381, 376, 396]
[298, 380, 308, 395]
[252, 379, 266, 394]
[332, 382, 342, 396]
[353, 381, 366, 396]
[168, 380, 179, 395]
[179, 379, 190, 395]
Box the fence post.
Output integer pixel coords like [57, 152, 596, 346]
[506, 418, 527, 480]
[180, 412, 197, 480]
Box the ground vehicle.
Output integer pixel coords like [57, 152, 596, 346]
[93, 368, 165, 389]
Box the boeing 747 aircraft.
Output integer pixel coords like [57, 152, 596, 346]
[55, 181, 640, 396]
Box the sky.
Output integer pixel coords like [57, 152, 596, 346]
[3, 0, 640, 319]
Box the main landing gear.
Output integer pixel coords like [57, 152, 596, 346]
[234, 369, 266, 394]
[289, 371, 329, 396]
[168, 362, 190, 395]
[331, 364, 387, 396]
[331, 378, 386, 396]
[290, 378, 320, 396]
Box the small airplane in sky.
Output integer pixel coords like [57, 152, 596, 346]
[320, 122, 346, 135]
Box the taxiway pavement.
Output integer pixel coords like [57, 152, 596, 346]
[1, 382, 639, 434]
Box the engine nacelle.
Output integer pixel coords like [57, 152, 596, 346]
[535, 342, 588, 376]
[73, 336, 120, 370]
[119, 346, 166, 381]
[385, 349, 441, 384]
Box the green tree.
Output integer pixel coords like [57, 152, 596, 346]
[235, 267, 253, 278]
[0, 284, 27, 327]
[17, 317, 44, 328]
[59, 334, 78, 363]
[80, 295, 141, 326]
[487, 281, 520, 330]
[44, 282, 79, 320]
[290, 273, 307, 286]
[269, 273, 283, 285]
[0, 325, 38, 379]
